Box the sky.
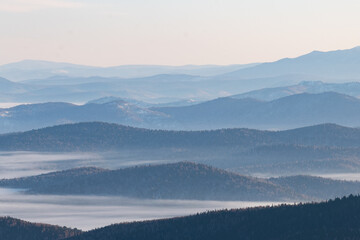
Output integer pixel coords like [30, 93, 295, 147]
[0, 0, 360, 66]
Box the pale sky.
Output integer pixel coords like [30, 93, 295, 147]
[1, 0, 360, 66]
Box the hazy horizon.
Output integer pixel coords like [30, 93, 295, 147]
[0, 45, 359, 68]
[1, 0, 360, 66]
[2, 1, 360, 238]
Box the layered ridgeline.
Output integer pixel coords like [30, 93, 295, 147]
[0, 77, 33, 93]
[0, 60, 251, 81]
[0, 217, 81, 240]
[232, 81, 360, 101]
[2, 92, 360, 132]
[0, 162, 299, 201]
[1, 162, 360, 201]
[66, 195, 360, 240]
[153, 92, 360, 130]
[219, 46, 360, 80]
[2, 122, 360, 174]
[2, 47, 360, 103]
[0, 100, 172, 133]
[1, 121, 360, 151]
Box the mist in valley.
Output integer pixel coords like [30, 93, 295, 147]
[2, 151, 360, 181]
[0, 187, 285, 230]
[1, 151, 359, 231]
[0, 152, 287, 230]
[0, 151, 173, 178]
[1, 0, 360, 238]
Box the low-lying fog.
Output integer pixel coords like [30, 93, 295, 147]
[0, 102, 84, 108]
[0, 151, 359, 230]
[0, 151, 172, 178]
[0, 103, 28, 108]
[0, 188, 284, 230]
[2, 151, 360, 181]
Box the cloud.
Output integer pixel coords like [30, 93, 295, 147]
[0, 190, 283, 230]
[0, 0, 83, 13]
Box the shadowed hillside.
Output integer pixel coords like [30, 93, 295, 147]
[1, 122, 360, 151]
[0, 217, 81, 240]
[2, 162, 360, 201]
[0, 162, 299, 201]
[3, 122, 360, 174]
[154, 92, 360, 129]
[2, 92, 360, 132]
[67, 194, 360, 240]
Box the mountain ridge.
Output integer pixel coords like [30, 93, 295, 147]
[154, 92, 360, 129]
[2, 162, 360, 201]
[1, 121, 360, 151]
[0, 162, 299, 201]
[220, 46, 360, 80]
[232, 81, 360, 101]
[0, 60, 255, 81]
[3, 91, 360, 132]
[0, 216, 81, 240]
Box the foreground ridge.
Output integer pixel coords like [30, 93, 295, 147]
[0, 216, 81, 240]
[2, 194, 360, 239]
[67, 194, 360, 240]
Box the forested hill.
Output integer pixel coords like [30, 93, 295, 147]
[0, 162, 298, 201]
[67, 195, 360, 240]
[0, 122, 360, 151]
[2, 162, 360, 201]
[0, 217, 81, 240]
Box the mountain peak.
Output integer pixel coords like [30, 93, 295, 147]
[351, 45, 360, 51]
[0, 76, 12, 83]
[222, 45, 360, 79]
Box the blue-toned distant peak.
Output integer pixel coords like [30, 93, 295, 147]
[221, 45, 360, 80]
[231, 80, 360, 102]
[87, 96, 127, 105]
[0, 59, 93, 70]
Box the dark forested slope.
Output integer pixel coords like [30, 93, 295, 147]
[1, 122, 360, 151]
[269, 175, 360, 200]
[4, 195, 360, 240]
[0, 217, 81, 240]
[0, 162, 298, 201]
[2, 162, 360, 201]
[67, 195, 360, 240]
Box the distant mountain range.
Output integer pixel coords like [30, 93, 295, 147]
[0, 73, 247, 103]
[1, 47, 360, 103]
[0, 60, 255, 81]
[155, 92, 360, 130]
[0, 100, 172, 133]
[2, 92, 360, 132]
[232, 81, 360, 101]
[3, 122, 360, 151]
[0, 77, 36, 102]
[2, 162, 360, 201]
[219, 46, 360, 80]
[0, 77, 29, 92]
[87, 96, 200, 108]
[0, 74, 216, 103]
[2, 122, 360, 174]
